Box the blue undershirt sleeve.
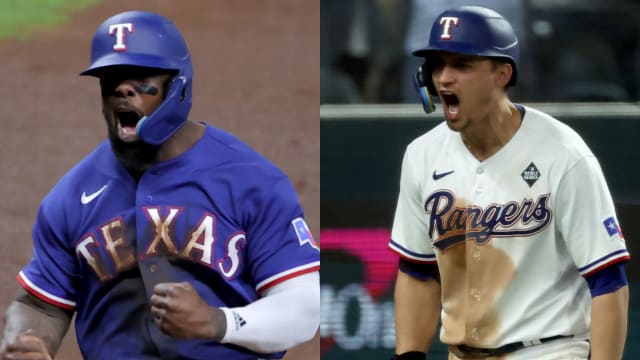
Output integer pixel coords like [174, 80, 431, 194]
[585, 262, 628, 297]
[398, 258, 440, 282]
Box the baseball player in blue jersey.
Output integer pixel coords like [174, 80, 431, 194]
[0, 11, 319, 360]
[389, 6, 629, 360]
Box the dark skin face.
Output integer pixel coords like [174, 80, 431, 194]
[99, 66, 174, 175]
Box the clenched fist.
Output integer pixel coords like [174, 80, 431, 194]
[150, 282, 227, 341]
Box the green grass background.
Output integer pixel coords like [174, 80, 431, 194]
[0, 0, 99, 40]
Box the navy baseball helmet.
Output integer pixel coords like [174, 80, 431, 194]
[81, 10, 193, 145]
[412, 6, 519, 113]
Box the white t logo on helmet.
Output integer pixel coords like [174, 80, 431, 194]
[439, 17, 459, 40]
[109, 23, 134, 51]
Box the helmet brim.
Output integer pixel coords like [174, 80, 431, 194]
[412, 46, 518, 89]
[80, 52, 181, 77]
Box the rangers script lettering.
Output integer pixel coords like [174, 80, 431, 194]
[426, 191, 552, 251]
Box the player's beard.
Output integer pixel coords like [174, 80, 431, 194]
[103, 108, 160, 175]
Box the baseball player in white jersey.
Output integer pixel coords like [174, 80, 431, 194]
[388, 6, 630, 360]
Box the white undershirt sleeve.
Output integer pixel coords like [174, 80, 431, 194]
[219, 271, 319, 354]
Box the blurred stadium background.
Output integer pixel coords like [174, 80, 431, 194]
[320, 0, 640, 359]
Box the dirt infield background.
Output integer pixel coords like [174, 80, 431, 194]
[0, 1, 319, 359]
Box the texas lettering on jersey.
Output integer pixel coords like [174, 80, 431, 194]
[425, 190, 552, 252]
[75, 207, 245, 282]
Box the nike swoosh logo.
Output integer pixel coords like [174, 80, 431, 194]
[81, 185, 108, 205]
[432, 170, 454, 180]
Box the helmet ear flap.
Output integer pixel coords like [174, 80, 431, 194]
[135, 72, 192, 145]
[414, 63, 436, 114]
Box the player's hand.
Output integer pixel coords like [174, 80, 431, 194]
[150, 282, 227, 341]
[0, 331, 52, 360]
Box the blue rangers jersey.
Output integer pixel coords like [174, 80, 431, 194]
[18, 124, 320, 359]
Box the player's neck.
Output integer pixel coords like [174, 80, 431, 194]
[156, 120, 206, 163]
[119, 121, 206, 181]
[460, 100, 522, 161]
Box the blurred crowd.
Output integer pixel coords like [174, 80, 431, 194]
[321, 0, 640, 104]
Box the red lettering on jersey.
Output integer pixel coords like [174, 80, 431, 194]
[144, 207, 181, 255]
[439, 17, 459, 40]
[108, 23, 134, 51]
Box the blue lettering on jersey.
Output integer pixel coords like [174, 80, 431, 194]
[425, 190, 552, 252]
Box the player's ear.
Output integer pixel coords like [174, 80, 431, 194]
[495, 61, 513, 88]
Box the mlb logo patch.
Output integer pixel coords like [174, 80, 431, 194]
[292, 217, 319, 250]
[603, 216, 624, 239]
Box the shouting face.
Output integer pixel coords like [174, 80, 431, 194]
[430, 51, 513, 132]
[99, 66, 174, 171]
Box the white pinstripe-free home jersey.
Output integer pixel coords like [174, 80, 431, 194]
[389, 105, 629, 348]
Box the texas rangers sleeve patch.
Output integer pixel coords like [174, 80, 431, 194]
[292, 217, 319, 250]
[603, 216, 624, 239]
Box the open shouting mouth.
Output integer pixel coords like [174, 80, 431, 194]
[115, 109, 143, 142]
[440, 91, 460, 120]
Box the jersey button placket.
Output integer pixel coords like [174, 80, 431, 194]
[474, 166, 485, 193]
[468, 167, 485, 342]
[470, 327, 480, 341]
[470, 287, 481, 301]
